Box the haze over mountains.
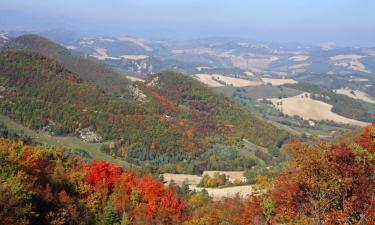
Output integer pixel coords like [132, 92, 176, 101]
[2, 31, 374, 81]
[0, 1, 374, 224]
[64, 35, 375, 77]
[1, 32, 374, 125]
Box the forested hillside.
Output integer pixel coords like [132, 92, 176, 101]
[0, 50, 290, 171]
[1, 120, 373, 224]
[2, 34, 131, 96]
[0, 138, 186, 224]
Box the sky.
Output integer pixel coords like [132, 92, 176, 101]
[1, 0, 375, 47]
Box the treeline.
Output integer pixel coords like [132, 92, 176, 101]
[101, 142, 279, 174]
[0, 122, 31, 143]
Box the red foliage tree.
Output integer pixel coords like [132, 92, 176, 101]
[84, 160, 187, 223]
[83, 160, 122, 194]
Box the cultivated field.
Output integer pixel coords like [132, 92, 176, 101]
[190, 185, 253, 200]
[288, 63, 310, 70]
[126, 75, 145, 82]
[194, 74, 224, 86]
[261, 78, 298, 86]
[336, 88, 375, 104]
[269, 93, 369, 126]
[203, 171, 244, 178]
[121, 55, 149, 60]
[163, 172, 253, 200]
[330, 54, 363, 61]
[290, 55, 309, 61]
[118, 37, 153, 51]
[330, 54, 368, 73]
[91, 48, 121, 60]
[241, 56, 279, 72]
[195, 74, 262, 87]
[216, 85, 302, 100]
[162, 173, 201, 185]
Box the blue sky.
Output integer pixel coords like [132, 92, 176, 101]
[1, 0, 375, 46]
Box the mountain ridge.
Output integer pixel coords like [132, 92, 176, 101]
[2, 34, 132, 96]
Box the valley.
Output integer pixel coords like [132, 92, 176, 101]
[0, 31, 375, 224]
[0, 1, 374, 224]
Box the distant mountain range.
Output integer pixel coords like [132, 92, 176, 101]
[55, 36, 375, 78]
[2, 32, 374, 79]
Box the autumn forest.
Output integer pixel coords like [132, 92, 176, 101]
[0, 4, 374, 224]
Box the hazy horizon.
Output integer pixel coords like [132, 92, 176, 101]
[1, 0, 375, 47]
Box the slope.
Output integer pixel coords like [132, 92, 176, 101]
[0, 50, 291, 171]
[2, 34, 131, 95]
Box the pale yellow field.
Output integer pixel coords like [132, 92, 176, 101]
[172, 48, 214, 55]
[91, 48, 121, 60]
[121, 55, 149, 60]
[195, 74, 262, 87]
[118, 37, 153, 51]
[290, 55, 309, 61]
[244, 70, 255, 77]
[212, 75, 262, 87]
[189, 185, 253, 200]
[163, 172, 253, 200]
[336, 88, 375, 104]
[163, 171, 246, 186]
[330, 54, 363, 60]
[288, 63, 310, 70]
[162, 173, 202, 186]
[126, 76, 145, 82]
[203, 171, 244, 177]
[269, 93, 369, 126]
[194, 74, 224, 87]
[261, 78, 298, 86]
[233, 56, 278, 72]
[330, 54, 369, 73]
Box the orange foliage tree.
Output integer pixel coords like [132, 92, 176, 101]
[271, 123, 375, 224]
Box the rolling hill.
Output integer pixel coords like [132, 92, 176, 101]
[0, 48, 291, 171]
[56, 35, 375, 101]
[2, 34, 132, 96]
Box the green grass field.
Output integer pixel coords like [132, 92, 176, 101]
[0, 114, 137, 169]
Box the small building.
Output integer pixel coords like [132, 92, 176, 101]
[203, 171, 248, 184]
[308, 120, 316, 127]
